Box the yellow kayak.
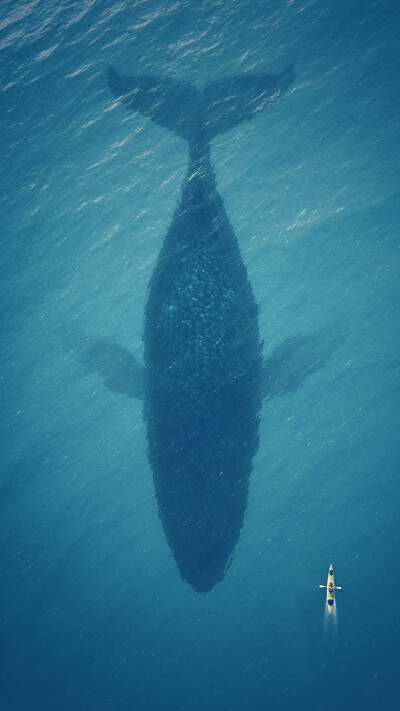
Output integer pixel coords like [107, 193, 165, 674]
[319, 564, 341, 613]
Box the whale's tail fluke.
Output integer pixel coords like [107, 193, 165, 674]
[107, 64, 295, 145]
[201, 64, 295, 142]
[107, 67, 201, 143]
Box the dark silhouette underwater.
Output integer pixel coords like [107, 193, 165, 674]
[67, 64, 337, 593]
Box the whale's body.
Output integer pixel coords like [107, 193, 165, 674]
[144, 141, 262, 591]
[94, 65, 297, 591]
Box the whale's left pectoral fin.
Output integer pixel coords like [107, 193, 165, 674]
[64, 330, 144, 400]
[262, 330, 338, 400]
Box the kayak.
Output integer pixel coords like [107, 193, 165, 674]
[326, 564, 335, 613]
[319, 563, 341, 613]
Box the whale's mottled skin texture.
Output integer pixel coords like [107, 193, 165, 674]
[144, 142, 262, 591]
[101, 65, 296, 591]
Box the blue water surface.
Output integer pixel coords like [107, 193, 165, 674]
[1, 1, 399, 710]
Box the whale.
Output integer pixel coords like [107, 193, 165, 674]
[67, 64, 336, 593]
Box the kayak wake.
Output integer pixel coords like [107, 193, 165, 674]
[324, 600, 338, 647]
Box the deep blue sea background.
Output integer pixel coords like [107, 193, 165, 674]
[1, 1, 399, 709]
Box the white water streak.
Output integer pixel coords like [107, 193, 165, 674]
[323, 601, 338, 648]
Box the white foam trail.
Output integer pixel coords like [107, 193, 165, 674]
[323, 602, 338, 648]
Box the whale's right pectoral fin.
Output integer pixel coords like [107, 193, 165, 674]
[262, 329, 338, 400]
[64, 329, 144, 400]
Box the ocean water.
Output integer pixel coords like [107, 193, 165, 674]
[1, 1, 399, 710]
